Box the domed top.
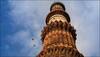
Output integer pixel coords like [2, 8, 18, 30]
[50, 2, 65, 11]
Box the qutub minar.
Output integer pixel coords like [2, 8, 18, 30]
[37, 2, 84, 57]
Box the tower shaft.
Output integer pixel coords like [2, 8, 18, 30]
[37, 2, 84, 57]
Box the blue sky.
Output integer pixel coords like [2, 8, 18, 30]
[0, 0, 99, 57]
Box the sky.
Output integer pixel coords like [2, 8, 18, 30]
[0, 0, 99, 57]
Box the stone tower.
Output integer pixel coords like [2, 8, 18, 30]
[37, 2, 84, 57]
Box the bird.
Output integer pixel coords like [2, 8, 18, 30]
[32, 38, 34, 40]
[32, 38, 36, 47]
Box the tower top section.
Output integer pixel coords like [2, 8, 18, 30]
[50, 2, 65, 11]
[46, 2, 70, 24]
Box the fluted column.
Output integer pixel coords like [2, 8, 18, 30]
[37, 2, 84, 57]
